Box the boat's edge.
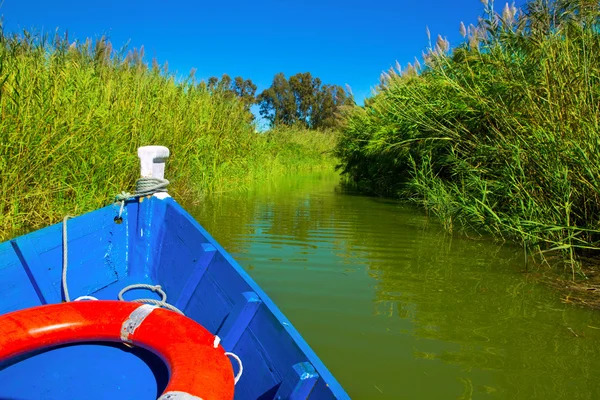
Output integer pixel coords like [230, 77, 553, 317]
[1, 194, 351, 399]
[161, 195, 350, 399]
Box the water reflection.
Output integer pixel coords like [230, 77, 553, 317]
[188, 172, 600, 400]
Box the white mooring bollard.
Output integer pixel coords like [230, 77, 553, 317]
[137, 145, 170, 179]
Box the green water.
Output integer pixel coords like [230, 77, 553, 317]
[188, 172, 600, 399]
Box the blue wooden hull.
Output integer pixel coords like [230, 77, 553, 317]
[0, 194, 349, 399]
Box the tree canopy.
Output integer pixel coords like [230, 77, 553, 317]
[204, 73, 257, 112]
[257, 72, 353, 130]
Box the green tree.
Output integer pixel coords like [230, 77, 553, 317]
[232, 76, 257, 111]
[257, 72, 297, 126]
[204, 73, 257, 113]
[258, 72, 353, 130]
[313, 84, 352, 129]
[289, 72, 320, 125]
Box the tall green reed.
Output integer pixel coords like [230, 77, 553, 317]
[336, 0, 600, 275]
[0, 29, 336, 240]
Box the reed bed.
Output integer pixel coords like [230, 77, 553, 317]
[335, 0, 600, 277]
[0, 29, 336, 240]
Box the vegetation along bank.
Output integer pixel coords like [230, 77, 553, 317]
[335, 0, 600, 304]
[4, 0, 599, 307]
[0, 28, 348, 241]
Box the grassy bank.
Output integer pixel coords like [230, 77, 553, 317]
[336, 0, 600, 279]
[187, 125, 339, 197]
[0, 29, 337, 241]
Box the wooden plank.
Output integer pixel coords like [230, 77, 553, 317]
[27, 206, 117, 254]
[274, 362, 320, 399]
[247, 306, 306, 379]
[225, 329, 280, 399]
[152, 202, 212, 298]
[184, 272, 233, 334]
[218, 291, 262, 351]
[0, 242, 44, 314]
[9, 206, 127, 303]
[173, 243, 216, 311]
[208, 252, 258, 303]
[11, 236, 61, 303]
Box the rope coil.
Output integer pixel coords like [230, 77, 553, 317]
[114, 177, 170, 218]
[115, 177, 170, 202]
[118, 284, 184, 315]
[135, 177, 169, 197]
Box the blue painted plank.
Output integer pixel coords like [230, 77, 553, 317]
[208, 251, 258, 303]
[10, 236, 62, 303]
[0, 242, 43, 314]
[5, 204, 129, 304]
[182, 271, 234, 334]
[173, 243, 216, 311]
[247, 306, 307, 379]
[274, 362, 320, 400]
[151, 201, 214, 302]
[125, 196, 148, 278]
[305, 378, 336, 399]
[218, 291, 262, 351]
[142, 195, 169, 278]
[26, 205, 119, 253]
[228, 328, 281, 399]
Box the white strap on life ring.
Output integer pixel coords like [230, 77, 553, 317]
[120, 304, 157, 343]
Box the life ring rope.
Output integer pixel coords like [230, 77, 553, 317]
[224, 351, 244, 385]
[213, 335, 243, 385]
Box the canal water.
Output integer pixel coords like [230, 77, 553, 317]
[188, 171, 600, 400]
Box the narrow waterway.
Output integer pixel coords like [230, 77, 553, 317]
[188, 172, 600, 400]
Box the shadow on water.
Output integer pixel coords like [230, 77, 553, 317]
[187, 172, 600, 400]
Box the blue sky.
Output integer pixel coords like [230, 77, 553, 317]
[0, 0, 525, 126]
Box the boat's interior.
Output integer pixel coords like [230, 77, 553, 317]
[0, 195, 346, 399]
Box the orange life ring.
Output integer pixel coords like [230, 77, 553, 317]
[0, 300, 235, 400]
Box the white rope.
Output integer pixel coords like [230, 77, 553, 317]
[135, 177, 169, 197]
[62, 215, 74, 302]
[225, 352, 244, 385]
[118, 284, 167, 302]
[114, 177, 169, 219]
[213, 335, 243, 385]
[118, 200, 126, 219]
[118, 284, 184, 315]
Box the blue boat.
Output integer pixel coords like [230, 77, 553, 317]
[0, 146, 349, 399]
